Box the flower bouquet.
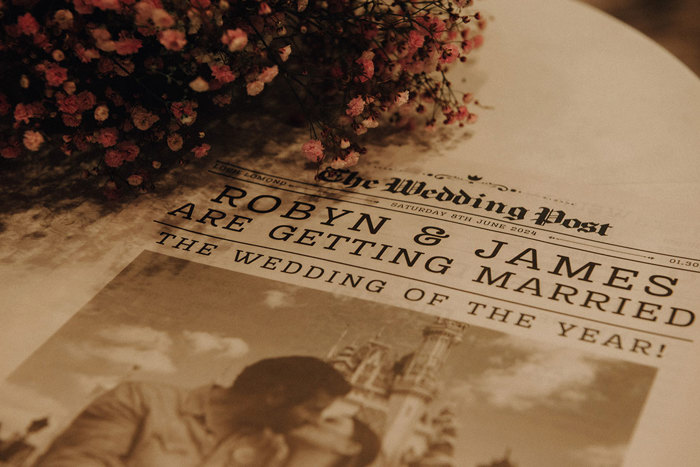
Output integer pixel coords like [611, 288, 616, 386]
[0, 0, 484, 193]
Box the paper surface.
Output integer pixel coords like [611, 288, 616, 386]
[1, 0, 699, 466]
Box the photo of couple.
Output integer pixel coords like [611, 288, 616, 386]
[0, 251, 656, 467]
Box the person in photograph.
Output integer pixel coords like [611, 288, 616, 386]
[34, 356, 377, 467]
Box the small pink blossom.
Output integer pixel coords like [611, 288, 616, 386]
[77, 91, 97, 111]
[246, 80, 264, 96]
[302, 139, 324, 163]
[167, 133, 183, 151]
[14, 103, 36, 124]
[362, 117, 379, 128]
[258, 65, 278, 84]
[395, 91, 410, 106]
[1, 146, 21, 159]
[439, 43, 460, 64]
[159, 29, 187, 51]
[54, 10, 74, 29]
[96, 127, 119, 147]
[408, 30, 425, 49]
[57, 94, 80, 114]
[221, 28, 247, 52]
[93, 0, 121, 11]
[345, 96, 365, 117]
[94, 105, 110, 121]
[189, 77, 209, 92]
[43, 63, 68, 86]
[73, 0, 95, 14]
[192, 143, 211, 158]
[355, 51, 374, 82]
[17, 13, 39, 35]
[104, 148, 124, 167]
[258, 2, 272, 15]
[75, 44, 100, 63]
[151, 8, 175, 28]
[278, 45, 291, 62]
[23, 130, 44, 151]
[118, 141, 140, 161]
[209, 63, 237, 83]
[115, 37, 143, 55]
[62, 113, 82, 127]
[131, 106, 160, 130]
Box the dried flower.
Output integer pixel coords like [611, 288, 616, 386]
[221, 29, 248, 52]
[94, 105, 110, 121]
[302, 139, 324, 162]
[23, 130, 44, 151]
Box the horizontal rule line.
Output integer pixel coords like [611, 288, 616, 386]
[207, 169, 700, 275]
[214, 161, 700, 262]
[152, 219, 694, 344]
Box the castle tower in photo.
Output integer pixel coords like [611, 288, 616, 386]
[327, 317, 466, 466]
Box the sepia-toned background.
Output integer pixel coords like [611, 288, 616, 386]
[580, 0, 699, 75]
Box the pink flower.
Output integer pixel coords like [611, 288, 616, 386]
[104, 148, 125, 167]
[439, 43, 460, 64]
[221, 28, 248, 52]
[346, 96, 365, 117]
[408, 30, 425, 49]
[167, 133, 183, 151]
[302, 139, 324, 163]
[151, 8, 175, 28]
[395, 90, 410, 106]
[246, 80, 264, 96]
[118, 141, 140, 161]
[1, 146, 21, 159]
[14, 103, 36, 124]
[362, 117, 379, 128]
[54, 10, 74, 29]
[170, 101, 198, 124]
[73, 0, 95, 14]
[115, 37, 143, 55]
[23, 130, 44, 151]
[189, 77, 209, 92]
[331, 151, 359, 169]
[258, 2, 272, 15]
[209, 63, 237, 83]
[159, 29, 187, 51]
[96, 127, 119, 147]
[77, 91, 97, 111]
[43, 63, 68, 86]
[57, 94, 80, 114]
[131, 106, 160, 130]
[94, 105, 110, 121]
[17, 13, 39, 35]
[192, 143, 211, 158]
[355, 51, 374, 82]
[75, 44, 100, 63]
[258, 65, 278, 84]
[62, 113, 82, 127]
[93, 0, 121, 11]
[278, 45, 291, 62]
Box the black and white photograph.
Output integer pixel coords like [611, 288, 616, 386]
[0, 251, 656, 466]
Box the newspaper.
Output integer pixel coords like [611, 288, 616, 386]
[1, 1, 699, 466]
[1, 155, 698, 467]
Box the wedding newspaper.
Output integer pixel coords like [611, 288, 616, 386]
[1, 1, 699, 466]
[1, 154, 699, 467]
